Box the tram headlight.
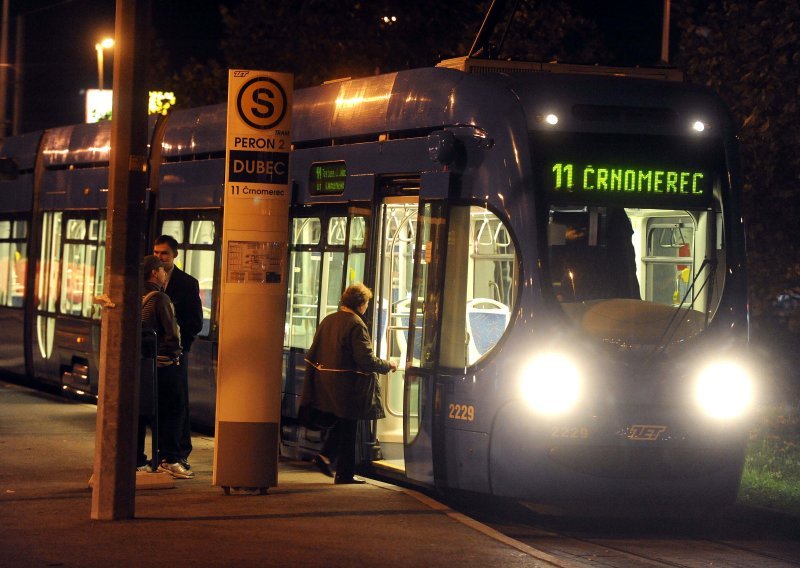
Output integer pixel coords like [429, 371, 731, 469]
[692, 120, 707, 132]
[694, 361, 754, 420]
[519, 353, 582, 415]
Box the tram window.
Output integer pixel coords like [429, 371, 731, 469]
[0, 219, 28, 307]
[185, 248, 215, 335]
[60, 215, 105, 319]
[328, 217, 347, 246]
[292, 217, 320, 245]
[38, 212, 63, 313]
[345, 215, 368, 289]
[349, 215, 367, 248]
[286, 217, 323, 349]
[412, 202, 447, 371]
[159, 216, 218, 337]
[91, 220, 107, 307]
[548, 207, 640, 302]
[190, 220, 215, 244]
[186, 220, 216, 335]
[322, 219, 347, 315]
[439, 205, 517, 368]
[162, 220, 184, 243]
[645, 217, 696, 306]
[285, 210, 366, 349]
[285, 249, 321, 348]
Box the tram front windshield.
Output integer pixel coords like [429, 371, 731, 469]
[537, 132, 727, 349]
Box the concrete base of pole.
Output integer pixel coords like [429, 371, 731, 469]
[214, 421, 278, 489]
[88, 471, 175, 490]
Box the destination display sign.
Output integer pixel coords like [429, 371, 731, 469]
[549, 163, 707, 196]
[310, 161, 346, 194]
[537, 132, 720, 208]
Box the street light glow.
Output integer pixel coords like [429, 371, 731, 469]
[95, 37, 115, 90]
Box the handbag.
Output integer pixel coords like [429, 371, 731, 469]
[366, 373, 385, 420]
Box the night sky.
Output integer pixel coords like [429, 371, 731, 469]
[10, 0, 670, 133]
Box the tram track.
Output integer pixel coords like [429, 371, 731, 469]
[446, 497, 800, 567]
[506, 528, 800, 567]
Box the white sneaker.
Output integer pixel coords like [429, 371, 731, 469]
[158, 460, 195, 479]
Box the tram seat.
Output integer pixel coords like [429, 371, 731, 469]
[466, 298, 510, 363]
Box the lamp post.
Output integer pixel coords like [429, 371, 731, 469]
[95, 37, 114, 90]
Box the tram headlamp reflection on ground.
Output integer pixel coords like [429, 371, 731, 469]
[694, 361, 754, 420]
[519, 353, 582, 415]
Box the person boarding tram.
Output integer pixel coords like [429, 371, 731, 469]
[300, 283, 397, 484]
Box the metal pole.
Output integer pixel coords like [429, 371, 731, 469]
[0, 0, 10, 137]
[12, 14, 23, 135]
[468, 0, 509, 58]
[91, 0, 152, 521]
[661, 0, 671, 64]
[97, 44, 104, 90]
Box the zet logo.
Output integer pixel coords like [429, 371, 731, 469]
[627, 424, 668, 441]
[236, 76, 288, 130]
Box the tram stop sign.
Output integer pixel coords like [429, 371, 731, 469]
[226, 72, 291, 200]
[214, 70, 293, 492]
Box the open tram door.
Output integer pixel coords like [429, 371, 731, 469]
[369, 173, 449, 486]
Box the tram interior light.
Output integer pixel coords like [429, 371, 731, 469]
[692, 120, 706, 132]
[694, 361, 754, 420]
[545, 113, 559, 125]
[519, 353, 582, 415]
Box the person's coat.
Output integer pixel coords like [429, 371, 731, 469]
[165, 266, 203, 352]
[300, 309, 392, 421]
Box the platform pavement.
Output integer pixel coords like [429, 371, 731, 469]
[0, 380, 572, 568]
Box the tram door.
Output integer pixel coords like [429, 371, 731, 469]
[371, 174, 448, 484]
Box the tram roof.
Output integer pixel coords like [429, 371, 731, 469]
[159, 60, 728, 160]
[436, 56, 686, 82]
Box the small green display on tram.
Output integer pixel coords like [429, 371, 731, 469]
[310, 161, 347, 194]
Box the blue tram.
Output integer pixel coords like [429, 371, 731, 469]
[0, 58, 754, 508]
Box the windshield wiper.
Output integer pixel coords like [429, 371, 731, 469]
[646, 257, 717, 364]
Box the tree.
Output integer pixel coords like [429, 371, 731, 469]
[165, 0, 609, 107]
[492, 0, 610, 64]
[675, 0, 800, 323]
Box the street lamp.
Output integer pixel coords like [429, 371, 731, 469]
[95, 37, 114, 90]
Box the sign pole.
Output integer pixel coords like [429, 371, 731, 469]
[214, 70, 293, 492]
[90, 0, 151, 520]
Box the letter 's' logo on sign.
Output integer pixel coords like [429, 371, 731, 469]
[236, 76, 288, 130]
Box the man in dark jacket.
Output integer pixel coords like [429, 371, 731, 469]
[300, 283, 397, 484]
[140, 255, 193, 478]
[153, 235, 203, 470]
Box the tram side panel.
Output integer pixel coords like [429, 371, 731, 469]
[155, 158, 225, 431]
[0, 132, 39, 377]
[35, 156, 109, 395]
[155, 103, 227, 431]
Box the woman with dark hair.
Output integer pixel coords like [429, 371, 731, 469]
[299, 283, 397, 484]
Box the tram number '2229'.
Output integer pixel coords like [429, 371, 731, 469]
[448, 403, 475, 422]
[551, 426, 589, 439]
